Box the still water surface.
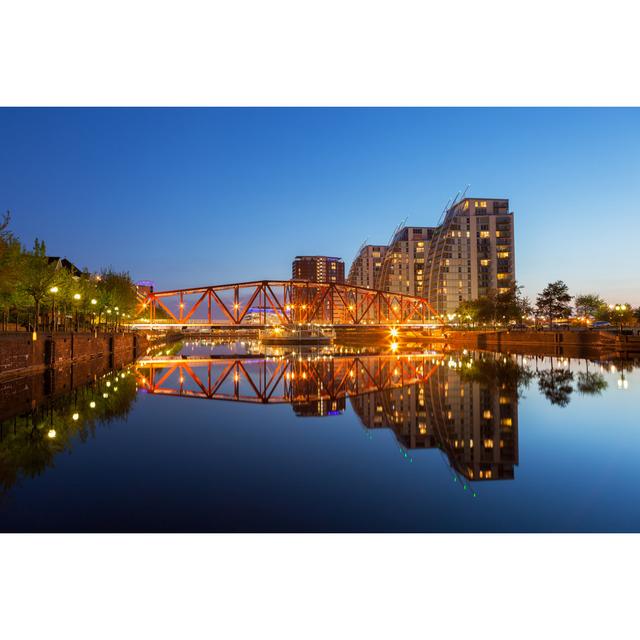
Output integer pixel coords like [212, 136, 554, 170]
[1, 339, 639, 532]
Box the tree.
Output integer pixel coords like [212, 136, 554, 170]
[536, 281, 572, 328]
[574, 293, 606, 321]
[96, 269, 137, 328]
[606, 303, 635, 329]
[0, 211, 23, 327]
[455, 296, 496, 326]
[17, 239, 63, 330]
[495, 282, 532, 323]
[455, 282, 533, 328]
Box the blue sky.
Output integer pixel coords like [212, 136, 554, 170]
[1, 107, 638, 304]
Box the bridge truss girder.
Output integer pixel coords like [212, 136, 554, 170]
[139, 280, 441, 327]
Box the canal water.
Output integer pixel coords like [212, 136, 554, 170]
[1, 339, 638, 532]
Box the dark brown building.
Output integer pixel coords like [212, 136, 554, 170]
[292, 256, 345, 284]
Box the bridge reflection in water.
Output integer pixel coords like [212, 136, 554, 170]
[135, 353, 519, 485]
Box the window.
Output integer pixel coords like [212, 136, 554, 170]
[480, 259, 490, 266]
[480, 231, 490, 238]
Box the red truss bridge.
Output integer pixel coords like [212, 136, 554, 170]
[135, 353, 443, 404]
[134, 280, 441, 328]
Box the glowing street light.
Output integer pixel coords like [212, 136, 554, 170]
[49, 286, 59, 333]
[72, 293, 82, 331]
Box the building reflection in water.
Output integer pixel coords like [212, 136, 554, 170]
[135, 351, 532, 484]
[350, 354, 526, 483]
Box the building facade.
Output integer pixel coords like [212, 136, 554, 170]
[292, 256, 345, 283]
[376, 226, 436, 297]
[425, 198, 515, 317]
[347, 244, 387, 289]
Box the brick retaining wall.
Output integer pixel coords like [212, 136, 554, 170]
[0, 332, 149, 380]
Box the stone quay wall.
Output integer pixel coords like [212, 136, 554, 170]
[0, 332, 149, 381]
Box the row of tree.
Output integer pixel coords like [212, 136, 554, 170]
[455, 280, 639, 328]
[0, 212, 138, 332]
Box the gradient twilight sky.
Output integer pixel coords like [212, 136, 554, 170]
[1, 107, 638, 304]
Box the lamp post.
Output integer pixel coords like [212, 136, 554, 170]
[616, 304, 627, 333]
[90, 298, 97, 335]
[612, 304, 627, 332]
[73, 293, 81, 332]
[49, 286, 59, 333]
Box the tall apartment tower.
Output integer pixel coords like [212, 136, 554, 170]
[347, 244, 387, 289]
[292, 256, 345, 283]
[425, 198, 515, 316]
[376, 226, 436, 297]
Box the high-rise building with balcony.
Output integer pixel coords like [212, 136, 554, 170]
[347, 244, 387, 289]
[292, 256, 345, 284]
[376, 226, 436, 297]
[425, 198, 515, 316]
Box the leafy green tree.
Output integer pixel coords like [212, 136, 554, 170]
[0, 211, 23, 327]
[17, 239, 63, 330]
[536, 280, 572, 328]
[455, 283, 532, 327]
[606, 303, 635, 329]
[495, 282, 532, 323]
[96, 269, 138, 328]
[574, 293, 606, 320]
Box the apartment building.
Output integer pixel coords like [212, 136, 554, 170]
[425, 198, 515, 316]
[292, 256, 345, 284]
[376, 226, 436, 297]
[347, 244, 387, 289]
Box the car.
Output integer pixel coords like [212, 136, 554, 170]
[591, 321, 611, 329]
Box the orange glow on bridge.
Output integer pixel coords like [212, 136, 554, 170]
[135, 280, 442, 328]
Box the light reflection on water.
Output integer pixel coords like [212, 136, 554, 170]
[0, 338, 639, 532]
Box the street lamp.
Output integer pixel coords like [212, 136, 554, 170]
[90, 298, 98, 335]
[49, 286, 59, 333]
[73, 293, 81, 332]
[613, 304, 627, 332]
